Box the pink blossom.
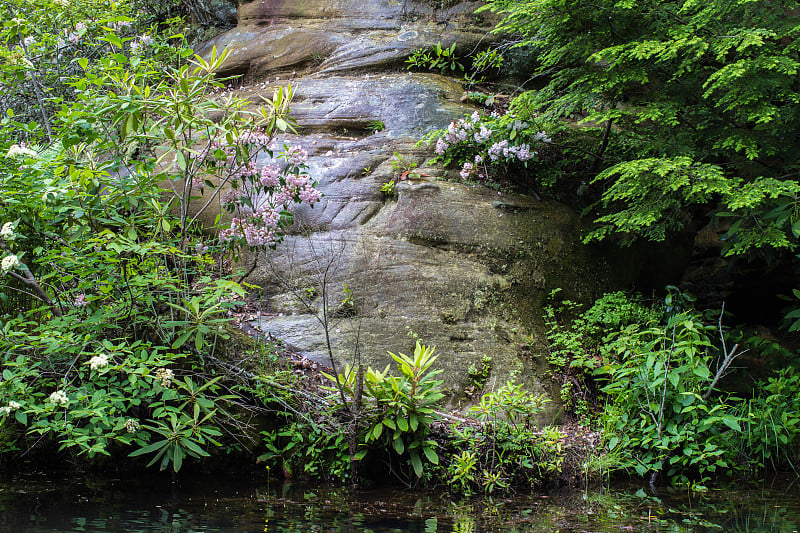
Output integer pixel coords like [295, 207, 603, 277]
[435, 138, 448, 155]
[474, 125, 492, 143]
[238, 130, 271, 147]
[460, 162, 473, 180]
[286, 173, 309, 189]
[299, 185, 321, 205]
[74, 293, 88, 307]
[221, 190, 238, 206]
[259, 165, 281, 187]
[285, 145, 308, 166]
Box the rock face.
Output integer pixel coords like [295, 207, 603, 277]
[199, 1, 606, 417]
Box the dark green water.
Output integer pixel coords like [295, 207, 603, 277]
[1, 472, 799, 532]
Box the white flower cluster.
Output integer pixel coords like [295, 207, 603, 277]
[1, 222, 15, 240]
[89, 353, 109, 371]
[5, 144, 36, 158]
[125, 419, 140, 433]
[130, 34, 154, 54]
[1, 255, 20, 273]
[154, 367, 174, 388]
[0, 400, 22, 416]
[49, 390, 69, 407]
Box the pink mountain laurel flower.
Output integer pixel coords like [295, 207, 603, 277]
[259, 165, 281, 187]
[74, 293, 88, 307]
[299, 185, 321, 205]
[460, 162, 474, 180]
[237, 130, 273, 147]
[285, 145, 308, 166]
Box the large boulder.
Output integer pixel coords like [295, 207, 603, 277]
[197, 1, 608, 418]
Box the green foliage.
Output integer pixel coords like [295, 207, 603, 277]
[390, 151, 418, 177]
[0, 0, 318, 473]
[600, 313, 744, 484]
[446, 381, 558, 494]
[367, 120, 385, 133]
[478, 0, 800, 257]
[405, 42, 464, 74]
[380, 180, 396, 198]
[257, 421, 350, 482]
[465, 355, 492, 396]
[324, 342, 445, 480]
[543, 290, 658, 418]
[734, 367, 800, 472]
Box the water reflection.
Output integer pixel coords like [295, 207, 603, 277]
[0, 473, 798, 532]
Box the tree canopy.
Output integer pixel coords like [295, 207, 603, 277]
[480, 0, 800, 258]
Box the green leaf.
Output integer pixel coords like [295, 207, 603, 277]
[392, 438, 405, 454]
[129, 439, 168, 457]
[721, 416, 741, 432]
[171, 330, 193, 349]
[410, 451, 423, 477]
[422, 446, 438, 464]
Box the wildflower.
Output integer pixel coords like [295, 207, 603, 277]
[474, 125, 492, 143]
[1, 222, 15, 240]
[298, 185, 321, 205]
[488, 140, 508, 161]
[89, 353, 109, 371]
[129, 40, 141, 54]
[474, 154, 484, 165]
[68, 32, 81, 44]
[138, 34, 154, 46]
[435, 137, 448, 155]
[74, 293, 88, 307]
[75, 22, 87, 33]
[125, 419, 140, 433]
[460, 162, 473, 180]
[259, 165, 281, 188]
[285, 145, 308, 166]
[1, 255, 20, 273]
[109, 20, 132, 32]
[534, 131, 551, 143]
[154, 367, 174, 388]
[0, 401, 21, 416]
[5, 144, 36, 158]
[49, 390, 69, 407]
[196, 242, 209, 255]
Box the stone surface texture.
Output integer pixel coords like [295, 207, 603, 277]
[197, 0, 607, 417]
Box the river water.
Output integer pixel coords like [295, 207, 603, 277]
[1, 472, 798, 532]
